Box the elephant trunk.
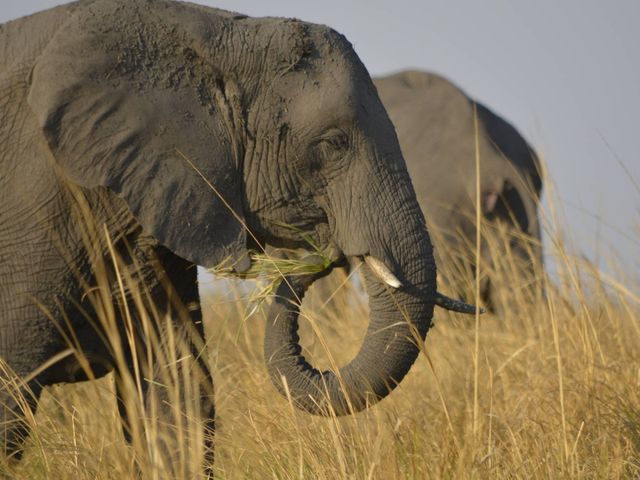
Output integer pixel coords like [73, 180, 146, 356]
[264, 218, 436, 415]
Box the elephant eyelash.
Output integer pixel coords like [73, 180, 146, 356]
[306, 132, 350, 175]
[315, 130, 350, 151]
[325, 135, 349, 150]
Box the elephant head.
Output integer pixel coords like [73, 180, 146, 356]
[374, 71, 543, 309]
[22, 2, 471, 416]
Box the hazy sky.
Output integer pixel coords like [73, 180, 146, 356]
[3, 1, 639, 276]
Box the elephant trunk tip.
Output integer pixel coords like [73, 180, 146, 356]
[435, 292, 485, 315]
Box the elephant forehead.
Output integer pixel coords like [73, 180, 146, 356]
[280, 75, 387, 138]
[276, 73, 359, 126]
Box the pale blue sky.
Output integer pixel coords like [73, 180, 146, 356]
[3, 1, 639, 277]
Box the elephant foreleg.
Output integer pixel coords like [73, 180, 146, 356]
[0, 379, 42, 462]
[114, 337, 215, 477]
[113, 248, 215, 476]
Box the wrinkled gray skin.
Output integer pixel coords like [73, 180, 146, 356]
[0, 0, 436, 466]
[374, 71, 543, 308]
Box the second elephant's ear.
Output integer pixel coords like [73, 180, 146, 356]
[27, 3, 248, 269]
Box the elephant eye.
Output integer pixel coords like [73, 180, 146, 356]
[307, 130, 350, 175]
[318, 131, 350, 153]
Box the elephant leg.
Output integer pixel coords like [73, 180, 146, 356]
[113, 337, 215, 476]
[158, 252, 215, 474]
[1, 380, 42, 462]
[186, 311, 216, 475]
[113, 368, 146, 446]
[113, 248, 214, 475]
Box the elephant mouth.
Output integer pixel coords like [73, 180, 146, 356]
[245, 204, 332, 249]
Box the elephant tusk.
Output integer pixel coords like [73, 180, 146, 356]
[364, 256, 402, 288]
[435, 292, 485, 315]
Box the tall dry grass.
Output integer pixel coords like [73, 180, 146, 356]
[1, 178, 638, 479]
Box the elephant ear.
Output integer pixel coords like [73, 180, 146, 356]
[27, 2, 248, 269]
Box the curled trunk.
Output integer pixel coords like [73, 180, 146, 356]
[264, 252, 435, 416]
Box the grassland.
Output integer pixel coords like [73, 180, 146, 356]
[1, 194, 639, 479]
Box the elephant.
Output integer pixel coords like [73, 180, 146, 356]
[0, 0, 474, 471]
[373, 70, 543, 309]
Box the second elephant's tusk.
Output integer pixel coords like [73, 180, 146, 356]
[364, 256, 402, 288]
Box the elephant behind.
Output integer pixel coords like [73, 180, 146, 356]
[374, 70, 544, 310]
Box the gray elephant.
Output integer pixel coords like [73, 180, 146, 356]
[0, 0, 471, 470]
[374, 70, 543, 309]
